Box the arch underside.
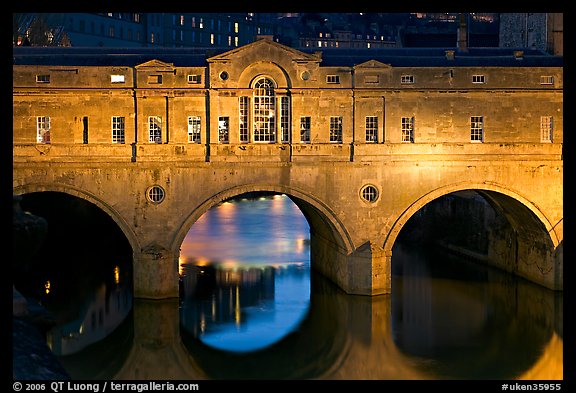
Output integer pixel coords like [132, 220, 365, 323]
[383, 182, 562, 291]
[13, 183, 140, 254]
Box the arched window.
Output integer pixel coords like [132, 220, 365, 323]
[253, 77, 276, 142]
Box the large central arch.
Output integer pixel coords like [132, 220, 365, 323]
[170, 183, 355, 287]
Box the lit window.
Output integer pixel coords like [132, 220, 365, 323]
[188, 116, 201, 143]
[111, 74, 125, 83]
[253, 77, 276, 143]
[149, 116, 162, 143]
[37, 116, 51, 144]
[470, 116, 484, 142]
[401, 117, 414, 143]
[218, 116, 229, 143]
[401, 75, 414, 84]
[540, 116, 553, 142]
[239, 97, 249, 142]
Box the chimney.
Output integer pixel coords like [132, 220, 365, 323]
[457, 13, 468, 52]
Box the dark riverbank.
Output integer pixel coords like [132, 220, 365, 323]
[13, 289, 70, 380]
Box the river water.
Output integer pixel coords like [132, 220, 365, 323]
[16, 194, 563, 380]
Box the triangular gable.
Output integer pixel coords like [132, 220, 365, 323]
[135, 59, 176, 71]
[207, 38, 321, 64]
[354, 60, 392, 70]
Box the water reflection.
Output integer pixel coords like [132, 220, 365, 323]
[18, 194, 562, 380]
[180, 262, 310, 353]
[179, 193, 312, 353]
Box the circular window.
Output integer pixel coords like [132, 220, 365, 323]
[360, 185, 379, 203]
[219, 71, 229, 80]
[301, 71, 310, 81]
[147, 185, 165, 204]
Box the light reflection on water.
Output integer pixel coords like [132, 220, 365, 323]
[179, 193, 311, 353]
[27, 194, 562, 380]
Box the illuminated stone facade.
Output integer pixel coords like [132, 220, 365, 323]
[13, 39, 563, 298]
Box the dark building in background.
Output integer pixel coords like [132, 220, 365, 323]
[499, 13, 563, 56]
[13, 12, 562, 55]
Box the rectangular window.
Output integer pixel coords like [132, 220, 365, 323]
[326, 75, 340, 84]
[300, 117, 311, 143]
[112, 116, 125, 144]
[37, 116, 51, 144]
[280, 96, 290, 143]
[329, 116, 343, 143]
[111, 74, 125, 83]
[218, 117, 229, 143]
[365, 116, 378, 143]
[239, 96, 249, 142]
[148, 75, 162, 84]
[36, 74, 50, 83]
[472, 75, 485, 83]
[401, 117, 414, 143]
[540, 76, 554, 85]
[188, 116, 201, 143]
[187, 74, 201, 84]
[149, 116, 162, 143]
[540, 116, 553, 142]
[470, 116, 484, 142]
[83, 116, 89, 144]
[401, 75, 414, 84]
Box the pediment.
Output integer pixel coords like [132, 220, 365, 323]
[207, 38, 321, 64]
[135, 59, 176, 71]
[354, 60, 392, 70]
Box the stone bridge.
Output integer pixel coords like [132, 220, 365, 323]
[12, 142, 563, 298]
[12, 41, 563, 298]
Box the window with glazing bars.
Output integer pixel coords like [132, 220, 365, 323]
[253, 78, 276, 142]
[112, 116, 125, 144]
[365, 116, 378, 143]
[470, 116, 484, 142]
[188, 116, 201, 143]
[37, 116, 51, 144]
[300, 117, 311, 143]
[329, 116, 343, 143]
[218, 116, 229, 143]
[239, 96, 249, 142]
[401, 117, 414, 143]
[280, 96, 290, 143]
[540, 116, 553, 142]
[149, 116, 162, 143]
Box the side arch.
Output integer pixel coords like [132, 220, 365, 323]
[381, 181, 562, 290]
[382, 181, 560, 255]
[13, 183, 141, 254]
